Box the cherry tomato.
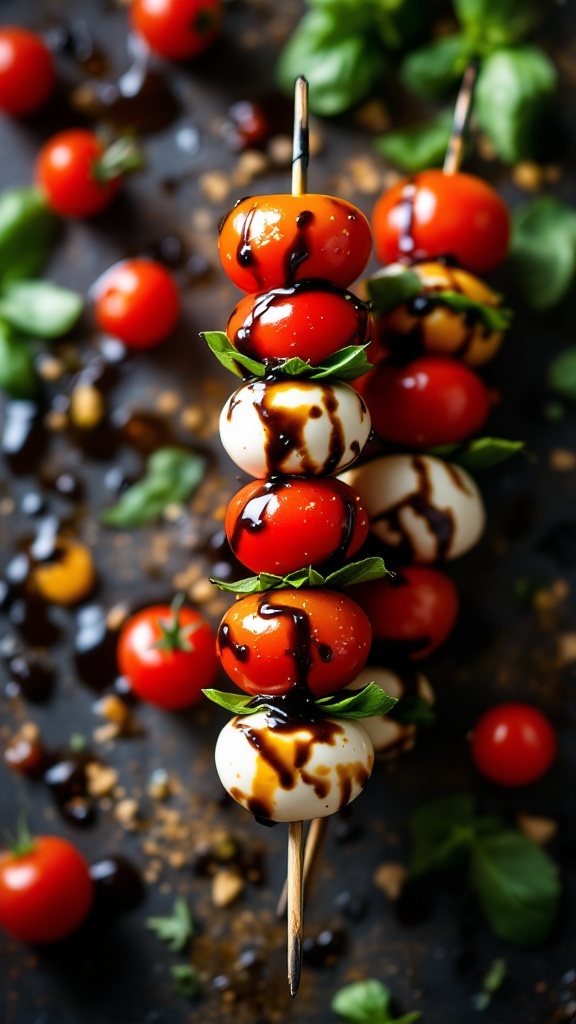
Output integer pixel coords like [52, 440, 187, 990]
[118, 599, 218, 709]
[354, 567, 458, 660]
[374, 262, 506, 367]
[36, 130, 122, 218]
[219, 194, 372, 293]
[225, 477, 369, 576]
[227, 280, 370, 365]
[93, 258, 180, 348]
[217, 589, 372, 698]
[471, 703, 557, 787]
[362, 355, 490, 448]
[130, 0, 223, 60]
[0, 28, 55, 116]
[0, 835, 93, 943]
[372, 170, 510, 275]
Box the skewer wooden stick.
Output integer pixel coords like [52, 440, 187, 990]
[277, 816, 329, 918]
[443, 59, 479, 176]
[292, 74, 309, 197]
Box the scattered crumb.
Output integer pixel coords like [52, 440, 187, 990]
[212, 869, 244, 907]
[86, 762, 119, 798]
[114, 798, 140, 830]
[512, 161, 544, 191]
[190, 577, 215, 604]
[37, 355, 65, 382]
[346, 156, 383, 195]
[180, 405, 203, 433]
[354, 99, 391, 134]
[373, 862, 407, 900]
[155, 390, 182, 415]
[267, 135, 292, 167]
[557, 633, 576, 665]
[517, 813, 558, 846]
[231, 150, 270, 186]
[70, 384, 106, 430]
[44, 410, 69, 432]
[148, 768, 173, 801]
[549, 448, 576, 471]
[106, 603, 130, 631]
[199, 171, 231, 204]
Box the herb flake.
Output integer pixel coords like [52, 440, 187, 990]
[146, 897, 195, 952]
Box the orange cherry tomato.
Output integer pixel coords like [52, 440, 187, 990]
[36, 130, 121, 218]
[93, 258, 180, 348]
[372, 170, 510, 275]
[217, 589, 372, 698]
[0, 27, 54, 116]
[130, 0, 223, 60]
[219, 194, 372, 293]
[227, 280, 371, 365]
[225, 477, 369, 576]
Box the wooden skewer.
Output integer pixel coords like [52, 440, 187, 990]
[292, 74, 309, 197]
[277, 816, 329, 919]
[443, 59, 479, 176]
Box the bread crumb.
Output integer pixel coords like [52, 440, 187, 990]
[517, 813, 557, 846]
[512, 161, 544, 192]
[549, 448, 576, 471]
[212, 869, 244, 907]
[373, 862, 407, 900]
[199, 171, 231, 204]
[86, 762, 119, 798]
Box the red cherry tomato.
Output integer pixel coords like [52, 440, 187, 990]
[372, 170, 510, 275]
[217, 589, 372, 698]
[471, 703, 557, 787]
[118, 600, 218, 709]
[362, 355, 490, 448]
[219, 194, 372, 293]
[354, 567, 458, 660]
[225, 477, 369, 576]
[0, 835, 93, 943]
[227, 280, 370, 365]
[0, 28, 55, 116]
[130, 0, 223, 60]
[36, 130, 121, 218]
[93, 258, 180, 348]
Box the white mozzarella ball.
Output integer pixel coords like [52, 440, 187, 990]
[347, 667, 434, 759]
[341, 454, 485, 562]
[214, 712, 374, 822]
[219, 378, 371, 478]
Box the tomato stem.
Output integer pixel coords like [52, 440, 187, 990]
[443, 59, 479, 176]
[3, 814, 36, 857]
[154, 593, 200, 652]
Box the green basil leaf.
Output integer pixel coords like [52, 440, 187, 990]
[211, 557, 388, 594]
[509, 196, 576, 310]
[323, 556, 388, 588]
[211, 573, 284, 595]
[376, 109, 455, 174]
[475, 47, 557, 163]
[455, 0, 539, 47]
[332, 977, 421, 1023]
[170, 964, 200, 998]
[202, 690, 262, 715]
[427, 437, 525, 471]
[146, 897, 195, 952]
[401, 33, 471, 97]
[410, 793, 476, 876]
[201, 330, 266, 379]
[276, 9, 384, 116]
[432, 291, 512, 332]
[306, 344, 372, 381]
[0, 322, 38, 398]
[102, 447, 206, 527]
[366, 267, 423, 315]
[470, 826, 560, 946]
[0, 280, 83, 338]
[315, 682, 397, 719]
[548, 348, 576, 401]
[390, 693, 436, 728]
[0, 188, 58, 284]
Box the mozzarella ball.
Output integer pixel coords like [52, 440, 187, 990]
[215, 712, 374, 822]
[341, 454, 485, 562]
[219, 378, 371, 478]
[347, 666, 434, 759]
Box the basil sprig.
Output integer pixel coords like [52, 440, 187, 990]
[203, 682, 397, 721]
[211, 556, 388, 595]
[332, 978, 421, 1024]
[366, 267, 512, 333]
[102, 447, 206, 527]
[427, 437, 525, 471]
[376, 109, 456, 174]
[410, 793, 560, 946]
[510, 196, 576, 311]
[390, 692, 436, 728]
[201, 330, 372, 382]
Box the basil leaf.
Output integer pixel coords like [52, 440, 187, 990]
[201, 330, 265, 379]
[410, 793, 476, 876]
[211, 573, 284, 595]
[401, 34, 471, 98]
[475, 47, 557, 163]
[548, 348, 576, 401]
[146, 898, 195, 952]
[211, 557, 388, 594]
[170, 964, 199, 998]
[102, 447, 206, 527]
[0, 322, 37, 398]
[315, 682, 397, 719]
[202, 690, 262, 715]
[470, 827, 560, 946]
[376, 109, 454, 174]
[390, 693, 436, 728]
[276, 9, 384, 117]
[323, 556, 388, 588]
[509, 196, 576, 310]
[366, 267, 422, 315]
[455, 0, 539, 47]
[0, 188, 58, 284]
[307, 344, 372, 381]
[0, 280, 83, 338]
[427, 437, 525, 471]
[332, 978, 421, 1023]
[432, 291, 512, 332]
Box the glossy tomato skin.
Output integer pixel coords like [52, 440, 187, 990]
[0, 836, 93, 943]
[118, 605, 218, 710]
[36, 130, 120, 218]
[227, 280, 371, 365]
[363, 355, 490, 448]
[372, 170, 510, 275]
[130, 0, 223, 60]
[225, 477, 369, 576]
[93, 258, 180, 348]
[0, 28, 55, 116]
[354, 567, 458, 660]
[217, 589, 372, 698]
[471, 703, 557, 787]
[219, 194, 372, 293]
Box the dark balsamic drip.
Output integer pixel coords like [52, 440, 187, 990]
[317, 492, 358, 576]
[2, 401, 45, 475]
[90, 856, 144, 913]
[229, 479, 281, 556]
[320, 390, 345, 476]
[230, 278, 370, 363]
[74, 605, 118, 692]
[284, 211, 314, 285]
[218, 622, 250, 662]
[372, 455, 455, 562]
[258, 599, 315, 699]
[250, 380, 347, 477]
[237, 205, 261, 283]
[43, 750, 97, 825]
[5, 653, 54, 703]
